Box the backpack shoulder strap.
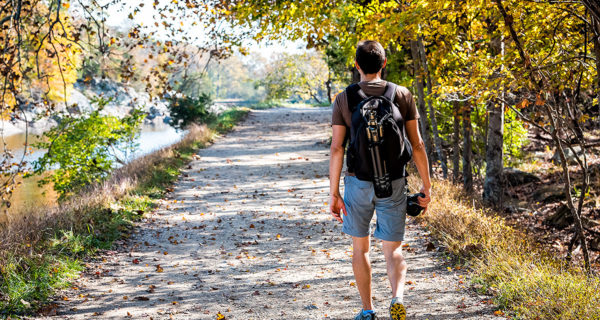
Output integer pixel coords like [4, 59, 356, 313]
[346, 83, 367, 112]
[383, 82, 397, 102]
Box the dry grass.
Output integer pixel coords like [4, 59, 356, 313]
[410, 176, 600, 319]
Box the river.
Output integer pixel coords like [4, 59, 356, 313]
[3, 122, 187, 217]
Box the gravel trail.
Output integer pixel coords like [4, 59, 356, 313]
[44, 106, 495, 319]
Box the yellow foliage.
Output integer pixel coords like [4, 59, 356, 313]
[1, 1, 81, 111]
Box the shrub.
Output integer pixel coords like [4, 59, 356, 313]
[167, 93, 215, 128]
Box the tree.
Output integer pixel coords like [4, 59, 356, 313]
[258, 51, 329, 103]
[462, 103, 474, 193]
[0, 0, 240, 208]
[492, 0, 595, 272]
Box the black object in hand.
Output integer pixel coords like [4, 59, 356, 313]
[407, 192, 426, 217]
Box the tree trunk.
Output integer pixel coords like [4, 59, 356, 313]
[417, 37, 448, 178]
[483, 19, 504, 206]
[483, 100, 504, 206]
[410, 39, 433, 175]
[592, 18, 600, 127]
[462, 103, 473, 193]
[326, 73, 332, 104]
[545, 104, 591, 272]
[351, 66, 360, 84]
[453, 101, 461, 183]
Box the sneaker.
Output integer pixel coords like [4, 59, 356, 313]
[354, 309, 376, 320]
[389, 297, 406, 320]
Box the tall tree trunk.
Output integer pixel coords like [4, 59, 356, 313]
[462, 103, 473, 193]
[417, 37, 448, 178]
[453, 101, 461, 183]
[545, 103, 591, 272]
[351, 66, 360, 84]
[326, 72, 332, 104]
[592, 18, 600, 127]
[483, 20, 504, 206]
[410, 40, 433, 175]
[483, 100, 504, 206]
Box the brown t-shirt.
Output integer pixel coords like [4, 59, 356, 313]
[331, 80, 419, 127]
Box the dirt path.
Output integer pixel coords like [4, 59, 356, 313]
[44, 106, 495, 319]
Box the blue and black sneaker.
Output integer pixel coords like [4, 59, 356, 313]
[354, 309, 376, 320]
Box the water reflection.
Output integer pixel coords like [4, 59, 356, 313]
[4, 122, 186, 217]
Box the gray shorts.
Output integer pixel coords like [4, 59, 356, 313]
[342, 175, 407, 242]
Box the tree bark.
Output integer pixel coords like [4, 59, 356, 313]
[483, 100, 504, 206]
[545, 103, 591, 272]
[462, 103, 473, 193]
[351, 66, 360, 84]
[483, 17, 504, 206]
[453, 101, 461, 183]
[582, 0, 600, 22]
[410, 39, 433, 175]
[326, 73, 332, 104]
[592, 17, 600, 127]
[417, 37, 448, 178]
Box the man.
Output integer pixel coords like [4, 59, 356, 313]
[329, 40, 432, 320]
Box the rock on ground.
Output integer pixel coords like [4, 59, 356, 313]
[39, 106, 496, 320]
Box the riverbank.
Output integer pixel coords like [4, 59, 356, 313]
[0, 108, 249, 317]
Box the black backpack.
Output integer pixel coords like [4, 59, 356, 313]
[345, 82, 413, 198]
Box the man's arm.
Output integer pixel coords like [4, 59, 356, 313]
[405, 120, 432, 209]
[329, 124, 347, 223]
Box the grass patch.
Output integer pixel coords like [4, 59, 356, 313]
[0, 108, 249, 318]
[411, 177, 600, 319]
[249, 100, 282, 110]
[311, 101, 332, 107]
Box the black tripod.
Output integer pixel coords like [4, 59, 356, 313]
[364, 106, 393, 198]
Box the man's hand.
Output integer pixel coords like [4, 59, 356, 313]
[329, 124, 347, 224]
[330, 193, 347, 223]
[419, 185, 432, 213]
[405, 119, 433, 214]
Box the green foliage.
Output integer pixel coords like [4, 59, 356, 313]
[503, 108, 528, 166]
[383, 47, 413, 88]
[0, 254, 83, 315]
[168, 94, 215, 129]
[257, 51, 329, 103]
[249, 100, 282, 110]
[323, 38, 352, 85]
[32, 98, 144, 200]
[212, 107, 251, 133]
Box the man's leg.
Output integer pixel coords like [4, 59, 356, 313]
[352, 235, 373, 310]
[382, 240, 407, 300]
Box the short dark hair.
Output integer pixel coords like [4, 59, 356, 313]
[355, 40, 386, 74]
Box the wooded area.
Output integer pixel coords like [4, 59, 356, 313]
[1, 0, 600, 318]
[207, 0, 600, 272]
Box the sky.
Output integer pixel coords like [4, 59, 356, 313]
[76, 0, 307, 59]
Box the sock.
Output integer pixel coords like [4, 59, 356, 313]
[362, 309, 374, 315]
[391, 296, 404, 304]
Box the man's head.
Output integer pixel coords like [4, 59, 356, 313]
[355, 40, 387, 75]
